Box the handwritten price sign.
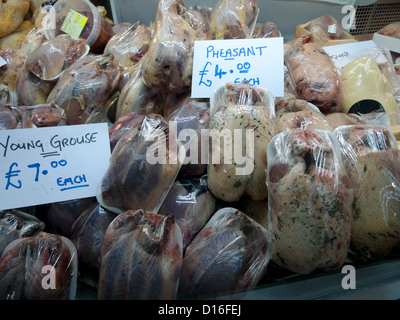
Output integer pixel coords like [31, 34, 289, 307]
[0, 123, 111, 210]
[191, 38, 284, 98]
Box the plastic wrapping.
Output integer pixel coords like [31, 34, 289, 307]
[116, 57, 164, 121]
[253, 21, 280, 38]
[0, 231, 78, 300]
[142, 0, 211, 93]
[48, 0, 114, 53]
[0, 49, 25, 91]
[167, 96, 210, 177]
[275, 93, 334, 133]
[284, 34, 343, 114]
[25, 35, 89, 81]
[179, 207, 270, 299]
[20, 102, 67, 127]
[0, 0, 30, 38]
[98, 210, 183, 300]
[97, 114, 182, 214]
[71, 202, 116, 269]
[104, 21, 151, 68]
[0, 84, 18, 106]
[0, 210, 45, 256]
[17, 27, 47, 58]
[207, 82, 276, 202]
[304, 15, 345, 43]
[0, 105, 35, 129]
[44, 197, 97, 238]
[267, 128, 352, 275]
[46, 54, 121, 125]
[209, 0, 259, 40]
[112, 22, 133, 35]
[85, 92, 119, 127]
[15, 65, 56, 106]
[158, 176, 216, 250]
[334, 125, 400, 259]
[108, 112, 146, 152]
[326, 112, 366, 129]
[341, 54, 399, 114]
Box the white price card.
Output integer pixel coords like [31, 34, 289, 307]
[191, 38, 284, 98]
[323, 40, 377, 68]
[0, 123, 111, 210]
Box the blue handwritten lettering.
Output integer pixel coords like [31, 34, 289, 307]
[5, 163, 22, 190]
[199, 61, 212, 87]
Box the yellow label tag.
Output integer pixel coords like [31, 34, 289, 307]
[60, 9, 88, 39]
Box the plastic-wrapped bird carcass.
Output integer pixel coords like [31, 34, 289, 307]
[207, 82, 276, 202]
[334, 125, 400, 259]
[0, 210, 44, 256]
[98, 210, 183, 300]
[97, 114, 182, 214]
[71, 202, 116, 270]
[25, 35, 89, 81]
[0, 105, 35, 129]
[284, 34, 343, 114]
[19, 102, 67, 127]
[274, 93, 334, 133]
[15, 65, 56, 106]
[179, 207, 270, 299]
[267, 129, 353, 275]
[166, 95, 210, 177]
[104, 21, 152, 68]
[142, 0, 212, 93]
[0, 84, 18, 106]
[209, 0, 259, 40]
[158, 177, 216, 250]
[0, 49, 25, 91]
[115, 58, 164, 121]
[0, 231, 78, 300]
[46, 54, 121, 125]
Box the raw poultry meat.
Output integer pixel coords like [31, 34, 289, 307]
[377, 21, 400, 39]
[108, 112, 146, 152]
[210, 0, 259, 39]
[253, 21, 280, 38]
[179, 207, 270, 299]
[207, 82, 276, 202]
[0, 105, 35, 129]
[335, 125, 400, 259]
[71, 202, 116, 269]
[267, 129, 352, 275]
[284, 34, 343, 114]
[0, 84, 18, 107]
[157, 177, 216, 250]
[97, 114, 181, 214]
[15, 65, 56, 106]
[306, 15, 345, 43]
[115, 58, 164, 120]
[274, 93, 334, 133]
[17, 27, 47, 58]
[20, 102, 67, 127]
[0, 210, 45, 256]
[0, 49, 25, 91]
[142, 0, 211, 93]
[104, 21, 152, 68]
[167, 95, 210, 176]
[0, 231, 78, 300]
[43, 198, 98, 238]
[25, 35, 89, 81]
[326, 112, 366, 129]
[98, 210, 183, 300]
[46, 54, 121, 125]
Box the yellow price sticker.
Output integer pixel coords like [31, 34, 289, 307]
[60, 9, 88, 39]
